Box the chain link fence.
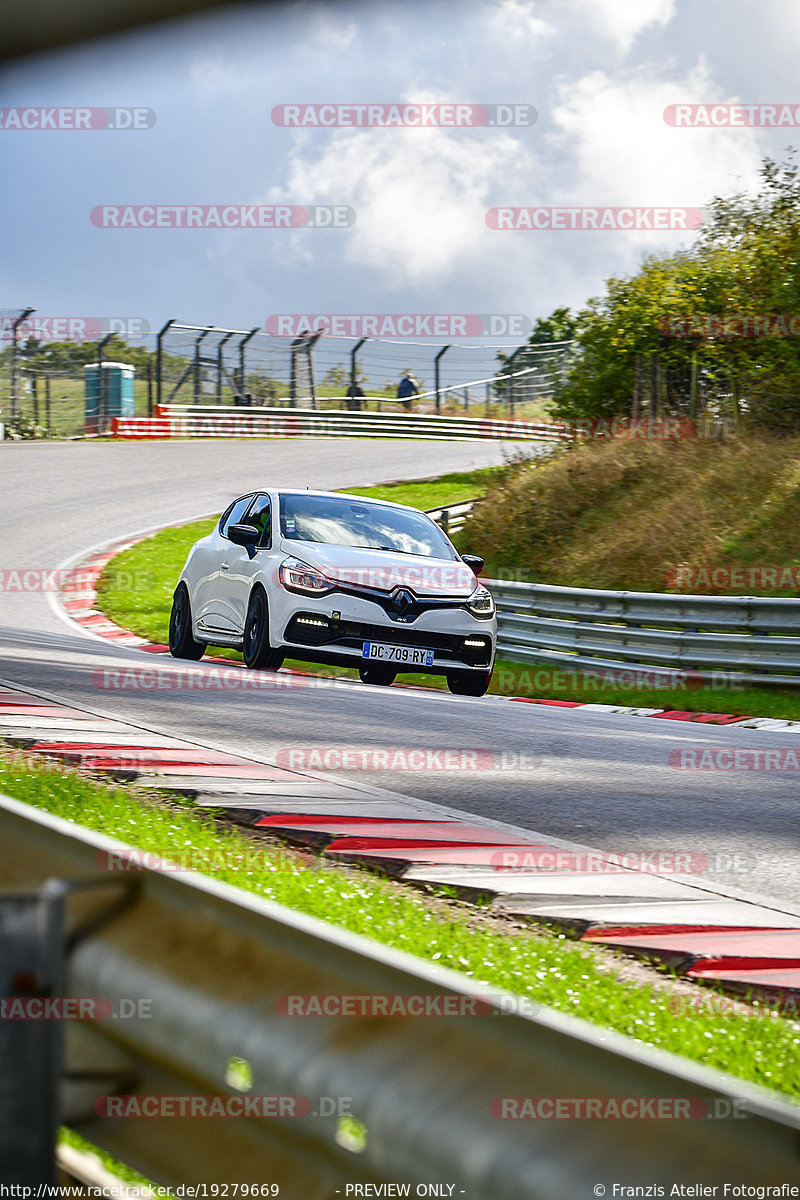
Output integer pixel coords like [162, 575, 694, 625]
[0, 361, 155, 439]
[0, 314, 573, 438]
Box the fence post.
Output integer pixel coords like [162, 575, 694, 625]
[193, 329, 211, 404]
[434, 344, 450, 414]
[156, 319, 175, 410]
[237, 328, 259, 400]
[649, 351, 659, 418]
[632, 353, 642, 420]
[10, 307, 34, 420]
[215, 332, 235, 403]
[689, 351, 698, 419]
[349, 337, 367, 410]
[97, 333, 113, 434]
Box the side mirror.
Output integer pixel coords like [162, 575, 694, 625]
[228, 523, 260, 558]
[461, 554, 484, 576]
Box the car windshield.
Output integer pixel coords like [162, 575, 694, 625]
[278, 493, 457, 559]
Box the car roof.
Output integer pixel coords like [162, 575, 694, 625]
[272, 488, 421, 513]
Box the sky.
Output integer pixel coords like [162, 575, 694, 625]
[2, 0, 800, 388]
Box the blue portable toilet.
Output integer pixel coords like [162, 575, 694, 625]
[84, 361, 135, 434]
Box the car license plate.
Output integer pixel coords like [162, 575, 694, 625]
[362, 641, 434, 666]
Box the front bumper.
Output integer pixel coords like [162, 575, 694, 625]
[277, 594, 495, 674]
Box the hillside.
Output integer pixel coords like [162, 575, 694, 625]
[462, 436, 800, 595]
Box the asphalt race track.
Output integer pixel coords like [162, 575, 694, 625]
[1, 439, 799, 914]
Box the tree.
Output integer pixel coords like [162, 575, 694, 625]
[547, 153, 800, 431]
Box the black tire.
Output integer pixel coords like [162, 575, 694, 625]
[446, 669, 492, 697]
[358, 664, 397, 686]
[169, 584, 206, 660]
[243, 588, 284, 671]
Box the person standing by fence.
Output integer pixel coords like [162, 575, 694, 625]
[396, 370, 419, 412]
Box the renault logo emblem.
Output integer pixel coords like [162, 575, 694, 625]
[391, 588, 414, 615]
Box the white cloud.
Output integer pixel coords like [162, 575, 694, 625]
[567, 0, 676, 55]
[305, 5, 359, 52]
[266, 119, 533, 286]
[549, 62, 763, 223]
[487, 0, 556, 44]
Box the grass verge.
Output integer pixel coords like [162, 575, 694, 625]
[2, 750, 799, 1100]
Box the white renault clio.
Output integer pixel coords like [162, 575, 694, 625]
[169, 489, 496, 695]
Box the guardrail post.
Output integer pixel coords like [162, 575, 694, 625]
[0, 883, 67, 1186]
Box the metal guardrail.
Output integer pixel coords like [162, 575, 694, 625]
[111, 404, 570, 443]
[490, 579, 800, 686]
[427, 504, 800, 688]
[425, 499, 475, 536]
[3, 793, 800, 1194]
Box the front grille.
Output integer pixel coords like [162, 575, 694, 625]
[285, 615, 492, 667]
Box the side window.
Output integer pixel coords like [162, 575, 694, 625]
[246, 494, 272, 548]
[220, 495, 253, 538]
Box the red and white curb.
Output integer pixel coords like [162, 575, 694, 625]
[2, 678, 800, 1013]
[56, 535, 800, 730]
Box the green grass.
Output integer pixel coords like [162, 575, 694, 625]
[58, 1127, 154, 1188]
[2, 750, 799, 1100]
[341, 467, 497, 509]
[93, 466, 800, 719]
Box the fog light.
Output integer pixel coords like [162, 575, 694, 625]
[297, 616, 329, 628]
[463, 637, 487, 648]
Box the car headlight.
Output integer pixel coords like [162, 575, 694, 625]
[465, 585, 495, 619]
[279, 557, 336, 596]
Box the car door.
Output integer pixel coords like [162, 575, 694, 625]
[196, 494, 254, 632]
[217, 492, 273, 633]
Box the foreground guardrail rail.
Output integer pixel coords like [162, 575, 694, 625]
[491, 579, 800, 687]
[1, 793, 800, 1194]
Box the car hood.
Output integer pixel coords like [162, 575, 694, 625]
[278, 539, 479, 598]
